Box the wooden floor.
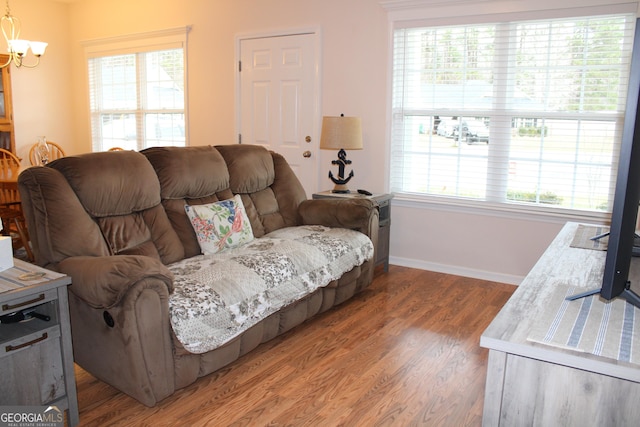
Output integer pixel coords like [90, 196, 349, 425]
[73, 266, 515, 426]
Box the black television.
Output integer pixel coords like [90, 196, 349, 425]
[568, 18, 640, 309]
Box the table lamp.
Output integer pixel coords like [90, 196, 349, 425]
[319, 114, 363, 193]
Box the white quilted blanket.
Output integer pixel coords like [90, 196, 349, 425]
[167, 225, 374, 354]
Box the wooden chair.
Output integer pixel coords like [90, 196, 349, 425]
[0, 148, 33, 261]
[28, 141, 66, 166]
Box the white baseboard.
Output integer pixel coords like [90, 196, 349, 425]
[388, 256, 523, 286]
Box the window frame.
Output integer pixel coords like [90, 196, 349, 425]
[388, 13, 637, 222]
[83, 26, 190, 152]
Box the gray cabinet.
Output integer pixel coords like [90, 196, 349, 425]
[0, 259, 78, 426]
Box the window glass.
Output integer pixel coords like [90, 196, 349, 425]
[391, 15, 635, 213]
[89, 48, 186, 151]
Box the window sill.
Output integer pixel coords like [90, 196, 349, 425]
[391, 193, 611, 225]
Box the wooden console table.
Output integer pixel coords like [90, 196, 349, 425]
[480, 222, 640, 426]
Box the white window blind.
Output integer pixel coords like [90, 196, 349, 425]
[85, 27, 189, 151]
[390, 14, 636, 214]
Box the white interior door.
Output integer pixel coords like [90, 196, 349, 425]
[239, 32, 319, 197]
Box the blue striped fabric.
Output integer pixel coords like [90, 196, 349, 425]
[619, 303, 635, 362]
[567, 296, 593, 347]
[528, 285, 640, 364]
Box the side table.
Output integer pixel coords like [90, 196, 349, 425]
[312, 191, 393, 271]
[0, 259, 79, 427]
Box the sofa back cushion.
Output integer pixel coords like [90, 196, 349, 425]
[142, 146, 234, 258]
[215, 144, 307, 234]
[142, 145, 307, 259]
[18, 166, 111, 267]
[24, 151, 184, 265]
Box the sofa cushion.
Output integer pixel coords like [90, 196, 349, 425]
[215, 144, 275, 193]
[18, 166, 111, 264]
[215, 145, 307, 236]
[47, 151, 185, 264]
[167, 225, 374, 354]
[141, 146, 230, 199]
[185, 194, 254, 254]
[142, 146, 236, 259]
[50, 151, 161, 217]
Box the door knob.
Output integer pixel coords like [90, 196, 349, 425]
[303, 150, 312, 158]
[305, 136, 312, 143]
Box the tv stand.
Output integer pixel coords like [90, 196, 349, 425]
[480, 222, 640, 425]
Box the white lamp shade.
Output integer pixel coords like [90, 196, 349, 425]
[29, 41, 48, 56]
[320, 116, 363, 150]
[7, 39, 29, 55]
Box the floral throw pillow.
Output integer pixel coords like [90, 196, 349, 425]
[185, 194, 254, 254]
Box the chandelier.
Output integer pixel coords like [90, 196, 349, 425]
[0, 0, 47, 68]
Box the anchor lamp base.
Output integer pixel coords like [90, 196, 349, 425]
[331, 183, 351, 194]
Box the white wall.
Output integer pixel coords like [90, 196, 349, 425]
[64, 0, 389, 183]
[8, 0, 638, 284]
[390, 201, 566, 284]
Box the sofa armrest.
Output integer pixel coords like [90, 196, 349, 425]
[298, 198, 379, 236]
[57, 255, 174, 309]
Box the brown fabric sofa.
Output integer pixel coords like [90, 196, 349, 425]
[17, 144, 379, 406]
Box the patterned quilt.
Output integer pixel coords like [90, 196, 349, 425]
[167, 225, 374, 354]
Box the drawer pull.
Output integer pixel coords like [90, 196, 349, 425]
[2, 293, 45, 311]
[5, 332, 48, 352]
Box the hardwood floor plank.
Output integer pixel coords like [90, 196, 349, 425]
[74, 266, 515, 426]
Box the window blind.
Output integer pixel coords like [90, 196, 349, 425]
[85, 27, 189, 151]
[390, 14, 636, 214]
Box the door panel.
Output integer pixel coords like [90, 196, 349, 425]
[239, 33, 318, 197]
[252, 83, 270, 144]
